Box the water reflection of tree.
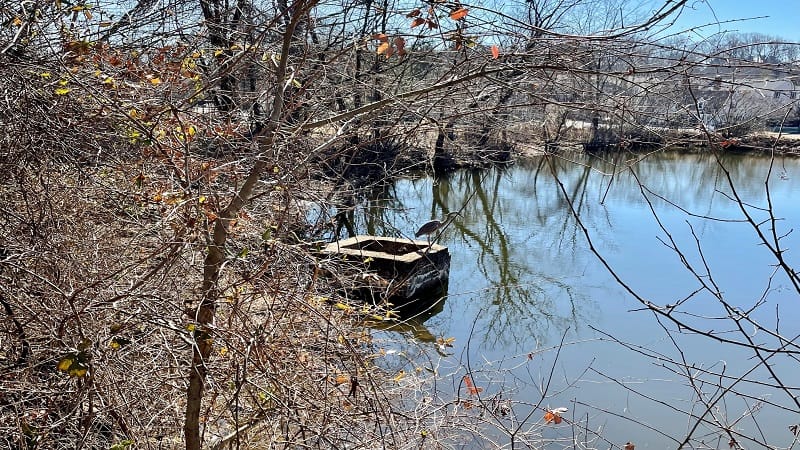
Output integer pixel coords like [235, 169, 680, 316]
[448, 170, 557, 346]
[326, 182, 414, 240]
[432, 165, 605, 348]
[337, 151, 800, 448]
[550, 150, 800, 449]
[347, 152, 785, 350]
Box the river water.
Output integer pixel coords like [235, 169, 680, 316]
[341, 151, 800, 448]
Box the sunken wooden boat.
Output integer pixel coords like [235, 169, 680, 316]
[320, 235, 451, 305]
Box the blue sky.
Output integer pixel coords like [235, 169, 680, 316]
[668, 0, 800, 42]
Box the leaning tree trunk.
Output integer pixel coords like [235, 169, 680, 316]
[183, 5, 305, 448]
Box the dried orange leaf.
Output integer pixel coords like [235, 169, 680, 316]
[394, 37, 406, 52]
[376, 42, 390, 55]
[491, 45, 500, 59]
[467, 385, 483, 395]
[427, 19, 438, 29]
[406, 8, 421, 17]
[544, 411, 561, 424]
[624, 443, 635, 450]
[411, 18, 425, 28]
[372, 33, 388, 42]
[463, 375, 484, 395]
[544, 408, 566, 424]
[449, 8, 468, 20]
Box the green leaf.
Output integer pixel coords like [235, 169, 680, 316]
[57, 352, 89, 377]
[110, 439, 134, 450]
[109, 337, 130, 350]
[69, 365, 88, 377]
[57, 355, 74, 372]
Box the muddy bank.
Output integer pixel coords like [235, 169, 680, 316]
[311, 126, 800, 198]
[512, 130, 800, 159]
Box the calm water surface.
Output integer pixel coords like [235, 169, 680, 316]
[342, 151, 800, 448]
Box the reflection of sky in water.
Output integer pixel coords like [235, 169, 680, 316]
[347, 152, 800, 448]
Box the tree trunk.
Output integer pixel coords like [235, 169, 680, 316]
[183, 2, 304, 446]
[433, 119, 456, 174]
[184, 160, 267, 450]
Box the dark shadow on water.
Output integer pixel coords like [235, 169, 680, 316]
[365, 290, 447, 343]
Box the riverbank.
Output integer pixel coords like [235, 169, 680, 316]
[507, 127, 800, 160]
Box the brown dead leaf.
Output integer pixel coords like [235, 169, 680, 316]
[449, 8, 468, 20]
[394, 37, 406, 54]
